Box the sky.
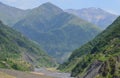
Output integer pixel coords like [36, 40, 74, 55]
[0, 0, 120, 15]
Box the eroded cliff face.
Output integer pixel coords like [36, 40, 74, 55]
[98, 56, 120, 78]
[80, 61, 103, 78]
[78, 56, 120, 78]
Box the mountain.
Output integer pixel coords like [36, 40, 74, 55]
[0, 20, 55, 71]
[13, 2, 101, 63]
[0, 2, 29, 26]
[59, 16, 120, 78]
[0, 1, 117, 29]
[65, 8, 118, 29]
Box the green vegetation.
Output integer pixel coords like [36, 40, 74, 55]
[14, 2, 101, 62]
[0, 21, 55, 71]
[59, 16, 120, 78]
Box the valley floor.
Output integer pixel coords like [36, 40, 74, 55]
[0, 68, 74, 78]
[0, 69, 54, 78]
[34, 68, 74, 78]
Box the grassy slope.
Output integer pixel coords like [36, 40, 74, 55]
[0, 21, 55, 71]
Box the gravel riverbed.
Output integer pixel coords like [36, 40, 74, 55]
[34, 68, 74, 78]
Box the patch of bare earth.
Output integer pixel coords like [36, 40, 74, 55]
[0, 69, 55, 78]
[0, 72, 16, 78]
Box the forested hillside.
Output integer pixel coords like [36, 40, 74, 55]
[59, 16, 120, 78]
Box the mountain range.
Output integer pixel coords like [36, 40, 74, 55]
[0, 2, 118, 63]
[0, 1, 120, 77]
[0, 2, 117, 29]
[0, 20, 55, 71]
[65, 8, 118, 29]
[59, 16, 120, 78]
[13, 2, 101, 62]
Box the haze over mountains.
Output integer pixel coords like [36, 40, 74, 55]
[0, 2, 29, 26]
[0, 1, 120, 78]
[0, 2, 117, 63]
[13, 2, 101, 62]
[59, 16, 120, 78]
[0, 2, 118, 29]
[65, 8, 118, 29]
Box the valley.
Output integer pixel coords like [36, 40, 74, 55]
[0, 1, 119, 78]
[0, 68, 74, 78]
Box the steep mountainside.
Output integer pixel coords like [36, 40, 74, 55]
[0, 2, 29, 26]
[66, 8, 118, 29]
[0, 20, 55, 71]
[59, 17, 120, 78]
[14, 2, 101, 63]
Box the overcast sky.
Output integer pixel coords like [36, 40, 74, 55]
[0, 0, 119, 15]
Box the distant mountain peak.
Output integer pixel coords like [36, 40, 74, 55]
[29, 2, 63, 19]
[42, 2, 54, 6]
[67, 7, 103, 11]
[84, 7, 101, 10]
[65, 8, 118, 29]
[79, 7, 106, 13]
[38, 2, 62, 10]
